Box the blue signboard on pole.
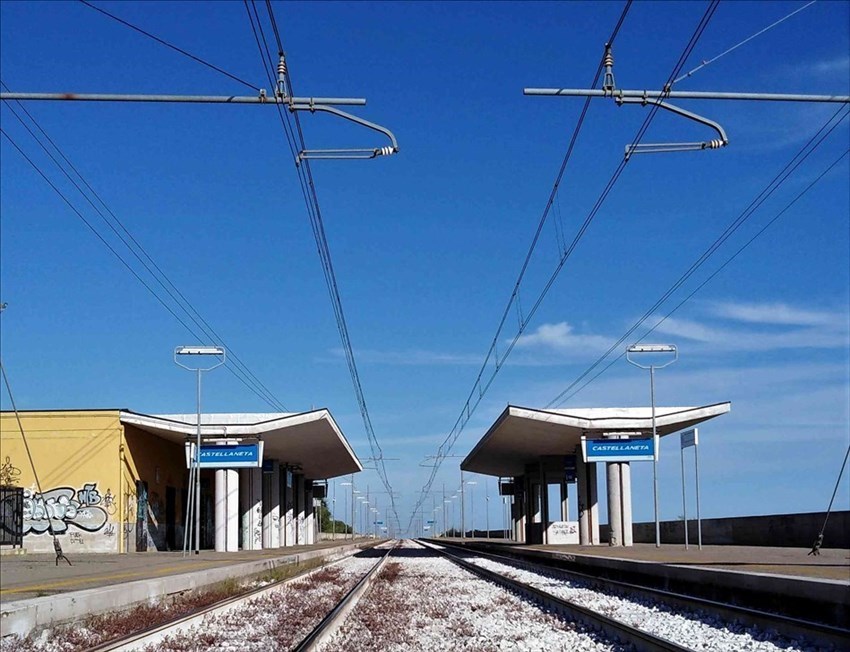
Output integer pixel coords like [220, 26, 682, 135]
[582, 437, 655, 463]
[186, 441, 264, 469]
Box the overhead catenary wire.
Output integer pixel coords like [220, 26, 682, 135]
[0, 116, 289, 413]
[673, 0, 817, 85]
[407, 1, 719, 532]
[0, 309, 71, 565]
[244, 1, 400, 528]
[546, 108, 849, 408]
[78, 0, 261, 92]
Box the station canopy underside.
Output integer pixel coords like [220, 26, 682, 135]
[461, 403, 731, 477]
[120, 410, 362, 480]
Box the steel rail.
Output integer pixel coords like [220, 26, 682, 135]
[417, 539, 690, 652]
[80, 544, 378, 652]
[523, 88, 850, 103]
[292, 540, 399, 652]
[0, 92, 366, 105]
[429, 540, 850, 651]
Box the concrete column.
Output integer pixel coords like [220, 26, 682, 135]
[281, 467, 295, 547]
[560, 481, 569, 521]
[577, 460, 590, 545]
[215, 469, 227, 552]
[621, 462, 633, 546]
[240, 467, 262, 550]
[512, 476, 525, 543]
[216, 469, 240, 552]
[263, 461, 280, 549]
[295, 474, 305, 545]
[607, 462, 623, 546]
[305, 485, 315, 544]
[588, 462, 600, 545]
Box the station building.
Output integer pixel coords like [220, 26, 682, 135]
[0, 409, 361, 554]
[462, 402, 730, 546]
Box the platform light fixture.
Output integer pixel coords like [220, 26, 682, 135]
[174, 345, 226, 556]
[626, 343, 678, 548]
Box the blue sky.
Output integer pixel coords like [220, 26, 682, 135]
[1, 1, 848, 537]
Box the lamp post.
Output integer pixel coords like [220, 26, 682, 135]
[627, 343, 678, 548]
[466, 480, 477, 538]
[486, 494, 490, 539]
[174, 345, 225, 556]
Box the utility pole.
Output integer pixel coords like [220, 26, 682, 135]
[525, 48, 848, 158]
[2, 54, 399, 163]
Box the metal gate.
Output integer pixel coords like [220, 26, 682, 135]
[0, 485, 24, 547]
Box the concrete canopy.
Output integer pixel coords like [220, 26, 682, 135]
[461, 403, 731, 477]
[120, 410, 362, 480]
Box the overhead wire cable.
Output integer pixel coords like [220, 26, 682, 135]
[1, 90, 288, 412]
[557, 145, 849, 405]
[244, 1, 400, 525]
[0, 107, 289, 412]
[545, 106, 849, 407]
[407, 1, 718, 531]
[268, 3, 400, 522]
[673, 0, 817, 85]
[78, 0, 261, 92]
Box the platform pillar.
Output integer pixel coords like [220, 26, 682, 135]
[560, 481, 569, 521]
[295, 473, 305, 545]
[607, 462, 623, 546]
[305, 484, 315, 544]
[621, 462, 633, 546]
[263, 461, 280, 549]
[240, 467, 262, 550]
[281, 467, 295, 547]
[588, 462, 600, 544]
[577, 460, 600, 545]
[216, 468, 240, 552]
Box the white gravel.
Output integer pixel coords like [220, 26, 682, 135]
[142, 550, 385, 651]
[319, 540, 628, 651]
[464, 553, 836, 652]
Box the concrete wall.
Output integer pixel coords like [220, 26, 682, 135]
[623, 511, 849, 548]
[0, 410, 123, 554]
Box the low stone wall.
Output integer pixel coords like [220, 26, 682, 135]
[626, 511, 849, 548]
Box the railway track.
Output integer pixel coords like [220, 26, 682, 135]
[17, 538, 843, 651]
[76, 542, 397, 652]
[422, 539, 849, 651]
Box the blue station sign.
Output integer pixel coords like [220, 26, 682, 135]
[186, 441, 264, 469]
[582, 437, 656, 463]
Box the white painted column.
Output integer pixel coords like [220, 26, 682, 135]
[588, 462, 600, 545]
[560, 481, 569, 521]
[263, 461, 280, 549]
[283, 468, 295, 546]
[295, 474, 305, 545]
[225, 469, 239, 552]
[305, 485, 315, 544]
[240, 467, 262, 551]
[577, 460, 590, 545]
[216, 469, 240, 552]
[607, 462, 623, 546]
[621, 462, 633, 546]
[215, 469, 227, 552]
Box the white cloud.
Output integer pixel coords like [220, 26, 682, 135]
[707, 300, 843, 327]
[513, 321, 611, 353]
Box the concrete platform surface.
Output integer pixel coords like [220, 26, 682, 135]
[0, 537, 373, 603]
[445, 539, 850, 582]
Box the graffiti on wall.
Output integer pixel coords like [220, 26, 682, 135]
[0, 456, 22, 486]
[23, 482, 109, 535]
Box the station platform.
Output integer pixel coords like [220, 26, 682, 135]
[0, 538, 374, 638]
[454, 539, 850, 581]
[431, 537, 850, 628]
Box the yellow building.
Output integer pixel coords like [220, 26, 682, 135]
[0, 409, 361, 554]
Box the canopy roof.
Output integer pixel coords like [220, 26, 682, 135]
[461, 403, 731, 477]
[120, 410, 362, 480]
